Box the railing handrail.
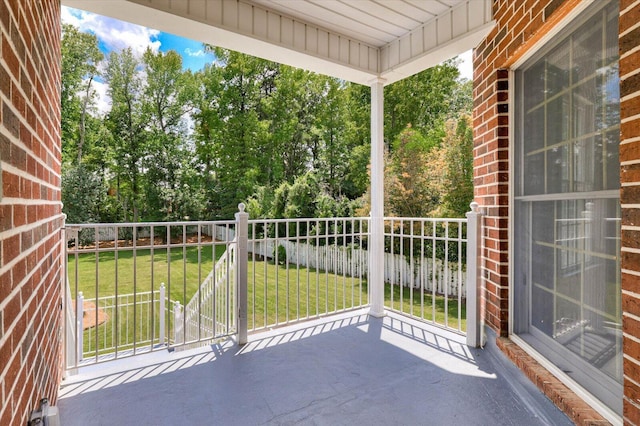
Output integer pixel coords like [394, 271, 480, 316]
[66, 220, 237, 228]
[64, 207, 482, 372]
[383, 216, 467, 223]
[248, 216, 369, 225]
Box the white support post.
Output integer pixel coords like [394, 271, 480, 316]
[466, 202, 484, 347]
[76, 292, 84, 363]
[369, 78, 385, 317]
[159, 283, 166, 345]
[235, 203, 249, 345]
[174, 301, 183, 344]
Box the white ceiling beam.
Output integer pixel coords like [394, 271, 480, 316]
[379, 0, 494, 84]
[63, 0, 380, 85]
[62, 0, 494, 86]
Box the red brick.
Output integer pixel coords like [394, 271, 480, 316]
[2, 234, 20, 265]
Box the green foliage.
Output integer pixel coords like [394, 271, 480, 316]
[103, 48, 147, 222]
[386, 126, 441, 218]
[384, 59, 463, 145]
[272, 244, 287, 265]
[62, 165, 106, 224]
[61, 28, 472, 225]
[440, 115, 474, 218]
[61, 24, 104, 167]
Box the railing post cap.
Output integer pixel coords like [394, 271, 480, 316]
[238, 203, 246, 213]
[470, 202, 480, 212]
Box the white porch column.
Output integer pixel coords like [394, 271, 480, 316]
[466, 202, 484, 347]
[369, 78, 385, 317]
[235, 203, 249, 345]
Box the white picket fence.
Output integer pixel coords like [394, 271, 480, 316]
[68, 226, 152, 243]
[249, 239, 368, 278]
[384, 252, 466, 296]
[206, 224, 237, 242]
[248, 239, 465, 296]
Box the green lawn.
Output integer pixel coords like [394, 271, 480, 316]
[248, 262, 367, 330]
[385, 284, 466, 331]
[69, 245, 465, 357]
[68, 244, 228, 304]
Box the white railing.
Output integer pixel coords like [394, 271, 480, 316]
[76, 289, 170, 363]
[179, 244, 237, 344]
[65, 220, 237, 369]
[383, 217, 468, 333]
[64, 204, 484, 370]
[246, 217, 370, 332]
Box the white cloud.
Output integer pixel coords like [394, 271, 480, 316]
[184, 47, 206, 57]
[90, 79, 111, 116]
[61, 6, 161, 57]
[457, 50, 473, 81]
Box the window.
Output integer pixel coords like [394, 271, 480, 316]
[513, 1, 621, 413]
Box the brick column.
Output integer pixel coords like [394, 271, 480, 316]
[620, 1, 640, 424]
[0, 1, 63, 425]
[472, 67, 510, 335]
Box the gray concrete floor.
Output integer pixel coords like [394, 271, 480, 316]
[58, 310, 572, 425]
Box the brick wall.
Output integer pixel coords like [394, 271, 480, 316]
[473, 0, 640, 423]
[472, 0, 583, 337]
[0, 1, 63, 425]
[620, 1, 640, 423]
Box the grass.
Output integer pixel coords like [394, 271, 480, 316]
[385, 284, 466, 331]
[69, 245, 465, 357]
[248, 262, 368, 330]
[68, 244, 228, 303]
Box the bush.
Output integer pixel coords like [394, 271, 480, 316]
[272, 244, 287, 265]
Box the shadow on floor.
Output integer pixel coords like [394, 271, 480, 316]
[58, 311, 572, 426]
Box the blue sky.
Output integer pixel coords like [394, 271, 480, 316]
[62, 6, 215, 72]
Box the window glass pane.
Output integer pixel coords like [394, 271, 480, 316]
[604, 131, 620, 190]
[574, 136, 601, 192]
[572, 12, 603, 82]
[514, 1, 621, 412]
[524, 107, 545, 154]
[532, 285, 553, 335]
[573, 80, 596, 138]
[523, 61, 546, 110]
[546, 144, 570, 193]
[546, 95, 570, 146]
[523, 152, 544, 195]
[546, 44, 570, 97]
[600, 68, 620, 130]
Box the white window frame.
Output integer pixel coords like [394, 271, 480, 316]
[507, 1, 622, 424]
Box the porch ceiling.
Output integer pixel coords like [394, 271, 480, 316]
[61, 0, 494, 85]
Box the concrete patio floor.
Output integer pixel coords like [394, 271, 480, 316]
[58, 310, 572, 425]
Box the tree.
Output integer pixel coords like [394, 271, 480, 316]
[61, 24, 104, 166]
[141, 48, 202, 221]
[104, 48, 148, 222]
[62, 165, 106, 223]
[439, 115, 474, 217]
[384, 60, 462, 146]
[386, 125, 443, 217]
[195, 48, 276, 218]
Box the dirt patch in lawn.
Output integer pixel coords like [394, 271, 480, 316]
[72, 300, 109, 330]
[71, 234, 216, 250]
